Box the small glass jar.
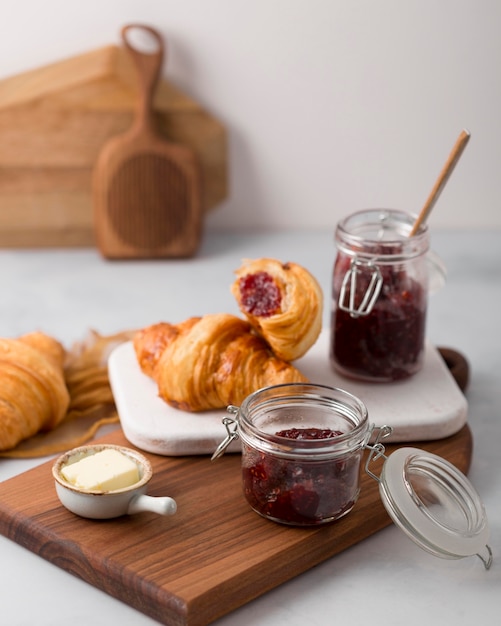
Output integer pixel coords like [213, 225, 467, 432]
[235, 383, 369, 526]
[213, 383, 492, 569]
[331, 209, 429, 382]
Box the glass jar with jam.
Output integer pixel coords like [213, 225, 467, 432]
[215, 383, 370, 526]
[213, 383, 492, 569]
[331, 208, 430, 382]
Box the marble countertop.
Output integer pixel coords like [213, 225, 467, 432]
[0, 230, 499, 626]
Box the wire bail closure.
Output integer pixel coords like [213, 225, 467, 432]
[364, 424, 393, 481]
[211, 405, 240, 461]
[338, 257, 383, 318]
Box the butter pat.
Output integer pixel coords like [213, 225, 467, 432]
[61, 448, 140, 492]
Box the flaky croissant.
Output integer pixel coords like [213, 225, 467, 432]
[133, 313, 308, 412]
[230, 258, 323, 361]
[0, 332, 70, 451]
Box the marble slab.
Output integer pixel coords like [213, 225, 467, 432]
[108, 331, 468, 456]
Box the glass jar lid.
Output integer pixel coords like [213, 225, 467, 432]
[378, 447, 492, 569]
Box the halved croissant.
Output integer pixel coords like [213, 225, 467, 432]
[231, 258, 323, 361]
[0, 332, 70, 451]
[133, 313, 308, 412]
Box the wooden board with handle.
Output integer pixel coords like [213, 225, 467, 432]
[93, 25, 203, 258]
[0, 423, 473, 626]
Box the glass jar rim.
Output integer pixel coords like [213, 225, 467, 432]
[335, 208, 429, 260]
[238, 383, 370, 459]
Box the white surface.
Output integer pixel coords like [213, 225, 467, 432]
[0, 231, 500, 626]
[2, 1, 501, 231]
[109, 333, 467, 456]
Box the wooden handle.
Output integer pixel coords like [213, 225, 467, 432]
[438, 347, 470, 392]
[410, 129, 471, 236]
[121, 24, 164, 133]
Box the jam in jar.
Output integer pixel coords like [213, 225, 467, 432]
[331, 209, 429, 382]
[237, 383, 369, 526]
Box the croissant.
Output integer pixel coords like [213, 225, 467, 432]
[133, 313, 308, 412]
[0, 332, 70, 451]
[230, 258, 323, 361]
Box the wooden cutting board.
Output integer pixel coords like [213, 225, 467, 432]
[0, 424, 473, 626]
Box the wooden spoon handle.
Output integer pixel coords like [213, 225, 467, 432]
[410, 129, 471, 236]
[121, 24, 164, 133]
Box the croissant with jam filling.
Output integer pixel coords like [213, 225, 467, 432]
[230, 258, 323, 361]
[0, 332, 70, 451]
[133, 313, 308, 412]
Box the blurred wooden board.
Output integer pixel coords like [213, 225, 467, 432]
[0, 424, 473, 626]
[0, 44, 227, 248]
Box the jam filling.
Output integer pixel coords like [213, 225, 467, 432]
[238, 272, 281, 317]
[242, 427, 360, 526]
[275, 427, 343, 440]
[331, 254, 426, 381]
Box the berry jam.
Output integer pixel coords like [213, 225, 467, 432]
[331, 253, 427, 381]
[242, 427, 362, 526]
[238, 272, 281, 317]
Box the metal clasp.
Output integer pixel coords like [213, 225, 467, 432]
[477, 545, 493, 570]
[364, 425, 393, 481]
[338, 257, 383, 318]
[211, 405, 240, 461]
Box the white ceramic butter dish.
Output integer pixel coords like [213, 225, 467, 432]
[52, 444, 177, 519]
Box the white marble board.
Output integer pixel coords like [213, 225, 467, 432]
[108, 331, 468, 456]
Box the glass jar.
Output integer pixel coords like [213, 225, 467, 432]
[226, 383, 369, 526]
[331, 209, 429, 382]
[213, 383, 492, 569]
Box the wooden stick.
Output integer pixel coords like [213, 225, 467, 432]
[410, 129, 471, 236]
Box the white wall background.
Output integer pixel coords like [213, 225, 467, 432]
[2, 0, 500, 231]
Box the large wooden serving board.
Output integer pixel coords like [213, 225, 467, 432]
[0, 424, 473, 626]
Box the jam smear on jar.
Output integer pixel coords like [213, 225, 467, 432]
[242, 427, 361, 526]
[238, 272, 281, 317]
[331, 253, 427, 381]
